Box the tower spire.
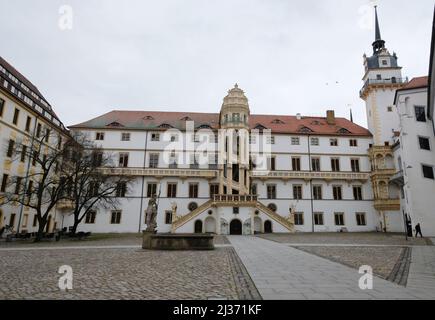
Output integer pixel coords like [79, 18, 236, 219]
[372, 5, 386, 54]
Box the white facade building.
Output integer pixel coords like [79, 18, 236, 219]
[65, 86, 378, 235]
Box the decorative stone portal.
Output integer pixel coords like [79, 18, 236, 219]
[230, 219, 242, 235]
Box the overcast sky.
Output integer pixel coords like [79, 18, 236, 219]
[0, 0, 433, 128]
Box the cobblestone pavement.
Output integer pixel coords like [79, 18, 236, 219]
[228, 236, 435, 299]
[0, 246, 257, 300]
[258, 232, 430, 246]
[294, 246, 404, 280]
[0, 234, 230, 248]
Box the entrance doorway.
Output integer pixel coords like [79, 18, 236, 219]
[264, 220, 272, 233]
[230, 219, 242, 235]
[194, 220, 203, 233]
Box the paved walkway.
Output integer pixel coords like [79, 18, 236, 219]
[228, 236, 435, 299]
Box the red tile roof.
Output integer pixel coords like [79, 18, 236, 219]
[403, 76, 428, 89]
[70, 110, 372, 137]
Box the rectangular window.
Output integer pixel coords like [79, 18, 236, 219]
[92, 152, 103, 167]
[189, 183, 199, 198]
[110, 211, 122, 224]
[331, 158, 340, 172]
[165, 211, 172, 224]
[7, 139, 14, 157]
[311, 158, 320, 171]
[419, 137, 431, 151]
[267, 136, 275, 144]
[251, 183, 257, 195]
[269, 157, 276, 171]
[89, 181, 99, 197]
[27, 180, 33, 197]
[36, 123, 41, 138]
[14, 177, 22, 195]
[351, 159, 360, 172]
[1, 174, 8, 192]
[249, 135, 256, 144]
[25, 116, 31, 132]
[415, 106, 426, 122]
[334, 213, 345, 226]
[313, 185, 322, 200]
[32, 214, 38, 227]
[267, 184, 276, 199]
[85, 211, 96, 224]
[45, 128, 50, 142]
[330, 138, 338, 146]
[333, 185, 342, 200]
[422, 165, 434, 179]
[119, 153, 129, 167]
[356, 212, 366, 226]
[149, 153, 159, 168]
[293, 185, 303, 200]
[147, 183, 157, 198]
[116, 182, 127, 197]
[121, 133, 131, 141]
[349, 139, 358, 147]
[12, 108, 19, 125]
[294, 213, 304, 225]
[151, 133, 160, 141]
[20, 145, 27, 162]
[353, 186, 363, 200]
[314, 212, 324, 225]
[291, 137, 300, 145]
[32, 151, 38, 166]
[9, 213, 16, 228]
[0, 98, 4, 117]
[387, 106, 393, 112]
[310, 137, 319, 146]
[167, 183, 177, 198]
[233, 207, 239, 214]
[95, 132, 105, 140]
[292, 157, 301, 171]
[209, 184, 219, 197]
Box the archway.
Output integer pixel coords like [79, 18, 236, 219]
[205, 216, 216, 233]
[194, 220, 203, 233]
[254, 216, 262, 233]
[230, 219, 242, 235]
[264, 220, 272, 233]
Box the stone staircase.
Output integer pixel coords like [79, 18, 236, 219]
[171, 195, 295, 233]
[255, 201, 294, 232]
[171, 199, 214, 232]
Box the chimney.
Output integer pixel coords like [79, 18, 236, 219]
[326, 110, 335, 125]
[296, 113, 301, 120]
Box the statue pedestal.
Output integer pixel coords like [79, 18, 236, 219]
[142, 230, 156, 249]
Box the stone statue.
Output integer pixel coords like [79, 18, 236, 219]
[145, 195, 158, 231]
[171, 202, 178, 223]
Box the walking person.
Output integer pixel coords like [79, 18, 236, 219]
[415, 223, 423, 238]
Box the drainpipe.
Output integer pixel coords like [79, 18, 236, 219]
[138, 131, 148, 232]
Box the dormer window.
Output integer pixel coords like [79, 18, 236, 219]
[180, 116, 192, 121]
[107, 121, 123, 127]
[337, 128, 351, 134]
[271, 119, 284, 124]
[298, 126, 313, 133]
[158, 123, 173, 129]
[376, 74, 382, 80]
[382, 60, 388, 66]
[143, 115, 154, 120]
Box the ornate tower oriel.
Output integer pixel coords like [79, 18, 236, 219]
[361, 7, 405, 230]
[218, 84, 251, 195]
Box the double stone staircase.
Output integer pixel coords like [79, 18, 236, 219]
[171, 194, 294, 233]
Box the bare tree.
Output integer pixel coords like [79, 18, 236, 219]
[62, 132, 133, 234]
[1, 130, 68, 242]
